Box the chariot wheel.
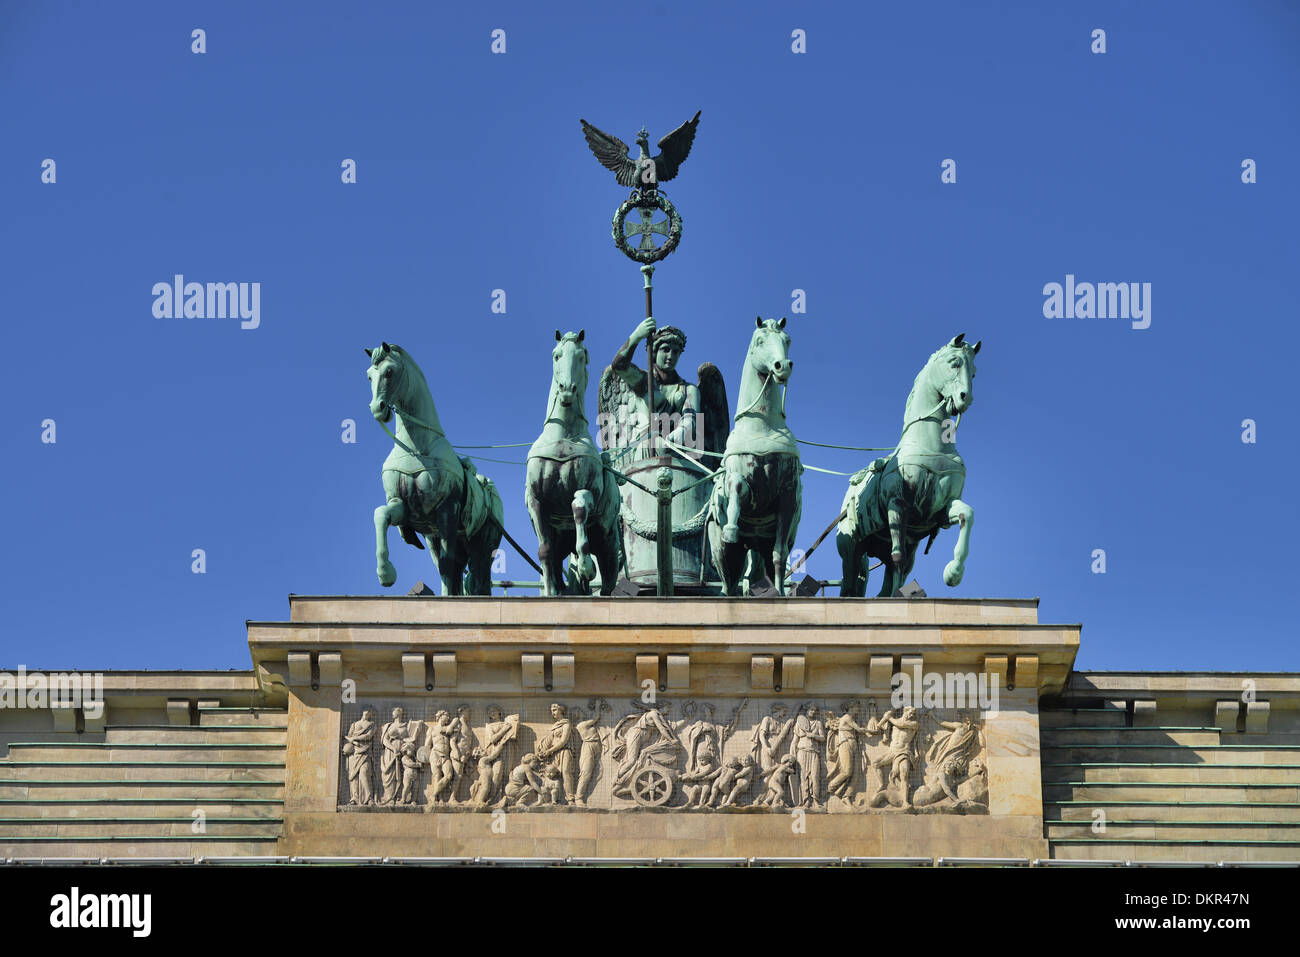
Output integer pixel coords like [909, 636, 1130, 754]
[630, 765, 674, 807]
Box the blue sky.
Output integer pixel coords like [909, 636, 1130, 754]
[2, 1, 1297, 671]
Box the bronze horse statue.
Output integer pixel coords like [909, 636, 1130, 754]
[526, 330, 622, 595]
[707, 318, 803, 596]
[837, 334, 979, 597]
[366, 342, 503, 594]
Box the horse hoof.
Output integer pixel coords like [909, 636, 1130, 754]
[378, 562, 397, 587]
[722, 524, 740, 544]
[890, 551, 904, 566]
[943, 560, 963, 586]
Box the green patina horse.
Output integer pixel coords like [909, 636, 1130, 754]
[366, 342, 503, 594]
[707, 318, 803, 596]
[837, 334, 980, 597]
[526, 331, 622, 596]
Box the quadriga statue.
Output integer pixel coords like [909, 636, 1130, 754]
[836, 334, 980, 597]
[364, 342, 504, 594]
[525, 331, 622, 595]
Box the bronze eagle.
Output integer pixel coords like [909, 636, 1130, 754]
[580, 110, 701, 189]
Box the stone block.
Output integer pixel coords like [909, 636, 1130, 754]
[1214, 700, 1239, 734]
[287, 652, 312, 687]
[401, 653, 426, 691]
[868, 655, 893, 691]
[1013, 655, 1038, 691]
[166, 699, 192, 726]
[317, 652, 342, 687]
[636, 654, 658, 689]
[521, 654, 545, 689]
[51, 705, 76, 732]
[551, 653, 575, 692]
[751, 655, 774, 690]
[431, 652, 457, 688]
[782, 655, 805, 690]
[666, 654, 689, 690]
[1132, 700, 1157, 726]
[1245, 700, 1270, 734]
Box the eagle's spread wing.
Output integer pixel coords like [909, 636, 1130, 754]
[654, 110, 701, 182]
[580, 119, 639, 187]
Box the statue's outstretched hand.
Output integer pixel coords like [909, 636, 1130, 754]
[633, 317, 656, 343]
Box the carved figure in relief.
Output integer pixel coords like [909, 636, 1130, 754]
[719, 755, 758, 807]
[380, 707, 415, 805]
[913, 712, 984, 808]
[535, 703, 578, 804]
[609, 702, 688, 799]
[792, 704, 827, 808]
[342, 708, 377, 806]
[503, 753, 547, 807]
[867, 707, 920, 808]
[757, 754, 798, 810]
[750, 703, 794, 774]
[399, 743, 422, 805]
[424, 710, 459, 803]
[680, 732, 723, 807]
[450, 704, 475, 801]
[956, 757, 988, 807]
[574, 699, 611, 807]
[826, 702, 871, 802]
[483, 706, 520, 797]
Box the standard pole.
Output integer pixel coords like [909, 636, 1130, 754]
[656, 467, 674, 597]
[641, 263, 656, 456]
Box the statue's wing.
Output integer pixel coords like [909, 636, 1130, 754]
[597, 364, 634, 452]
[653, 110, 701, 182]
[580, 119, 638, 187]
[697, 362, 729, 465]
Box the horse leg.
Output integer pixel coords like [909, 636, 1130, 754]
[722, 471, 747, 544]
[837, 532, 865, 598]
[943, 499, 975, 586]
[771, 482, 797, 597]
[525, 479, 559, 597]
[465, 533, 494, 595]
[374, 471, 403, 587]
[570, 490, 596, 592]
[432, 497, 462, 596]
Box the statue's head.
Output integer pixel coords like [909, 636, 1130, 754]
[487, 705, 504, 721]
[652, 326, 686, 373]
[391, 707, 405, 721]
[903, 706, 918, 721]
[364, 342, 403, 423]
[361, 708, 375, 721]
[550, 702, 567, 719]
[751, 317, 793, 384]
[805, 704, 819, 719]
[928, 333, 980, 418]
[770, 703, 788, 719]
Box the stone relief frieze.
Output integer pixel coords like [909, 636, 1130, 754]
[339, 698, 987, 813]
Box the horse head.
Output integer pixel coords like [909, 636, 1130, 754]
[926, 333, 981, 418]
[549, 330, 589, 421]
[364, 342, 408, 423]
[749, 316, 793, 385]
